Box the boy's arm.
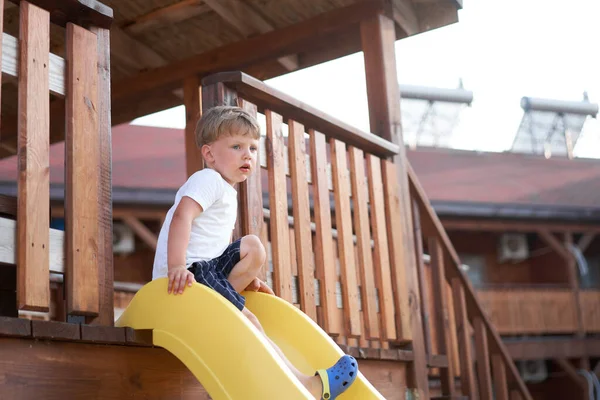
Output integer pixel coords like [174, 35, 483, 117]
[167, 196, 203, 294]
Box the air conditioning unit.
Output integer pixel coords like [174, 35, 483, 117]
[517, 360, 547, 383]
[498, 233, 529, 263]
[113, 223, 135, 254]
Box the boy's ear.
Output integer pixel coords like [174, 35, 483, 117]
[201, 144, 213, 163]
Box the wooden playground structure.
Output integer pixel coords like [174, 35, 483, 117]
[5, 0, 593, 398]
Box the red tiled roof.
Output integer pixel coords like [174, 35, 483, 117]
[0, 124, 598, 210]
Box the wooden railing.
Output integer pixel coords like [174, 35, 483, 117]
[0, 1, 113, 325]
[199, 71, 532, 400]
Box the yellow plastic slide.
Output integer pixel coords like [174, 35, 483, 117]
[116, 278, 385, 399]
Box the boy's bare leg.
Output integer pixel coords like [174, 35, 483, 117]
[227, 235, 265, 293]
[242, 308, 323, 399]
[227, 236, 322, 398]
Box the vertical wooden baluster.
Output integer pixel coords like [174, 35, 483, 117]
[349, 146, 379, 340]
[429, 238, 456, 395]
[451, 278, 477, 399]
[288, 120, 316, 320]
[309, 130, 341, 335]
[474, 317, 494, 400]
[331, 139, 361, 338]
[411, 200, 433, 357]
[86, 25, 113, 325]
[17, 1, 50, 312]
[492, 353, 510, 400]
[266, 109, 292, 301]
[183, 76, 203, 177]
[367, 154, 396, 341]
[236, 99, 265, 280]
[65, 22, 99, 316]
[381, 159, 411, 342]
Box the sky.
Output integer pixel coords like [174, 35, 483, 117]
[132, 0, 600, 158]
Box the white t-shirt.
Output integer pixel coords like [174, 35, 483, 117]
[152, 168, 238, 280]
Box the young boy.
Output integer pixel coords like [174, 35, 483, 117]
[152, 106, 357, 399]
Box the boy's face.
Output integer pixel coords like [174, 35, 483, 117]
[203, 134, 259, 186]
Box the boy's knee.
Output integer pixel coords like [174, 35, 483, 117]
[241, 235, 266, 263]
[242, 308, 264, 333]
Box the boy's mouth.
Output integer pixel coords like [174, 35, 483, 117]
[240, 164, 251, 173]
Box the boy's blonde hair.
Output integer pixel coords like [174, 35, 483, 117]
[195, 106, 260, 148]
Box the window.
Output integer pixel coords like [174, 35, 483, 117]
[458, 254, 487, 287]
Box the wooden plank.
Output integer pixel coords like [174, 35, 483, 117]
[331, 139, 361, 338]
[0, 217, 65, 273]
[31, 320, 80, 341]
[9, 0, 113, 29]
[441, 218, 600, 234]
[125, 328, 153, 347]
[451, 279, 477, 399]
[504, 337, 600, 360]
[381, 159, 411, 342]
[203, 72, 399, 158]
[492, 354, 510, 400]
[266, 109, 292, 301]
[65, 22, 99, 316]
[309, 130, 341, 335]
[112, 2, 385, 101]
[80, 324, 126, 344]
[412, 201, 433, 356]
[366, 154, 396, 341]
[349, 147, 379, 339]
[236, 99, 265, 277]
[288, 119, 317, 321]
[474, 317, 493, 400]
[203, 0, 298, 71]
[0, 316, 31, 337]
[184, 76, 204, 177]
[122, 0, 211, 35]
[17, 1, 50, 312]
[360, 12, 429, 397]
[429, 238, 456, 396]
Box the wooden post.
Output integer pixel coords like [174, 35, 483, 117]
[65, 22, 99, 316]
[86, 25, 114, 325]
[184, 76, 204, 178]
[17, 1, 50, 312]
[360, 13, 429, 397]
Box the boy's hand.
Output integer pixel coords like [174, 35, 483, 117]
[168, 266, 194, 295]
[245, 278, 275, 295]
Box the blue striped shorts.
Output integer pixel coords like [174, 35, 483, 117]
[187, 239, 245, 311]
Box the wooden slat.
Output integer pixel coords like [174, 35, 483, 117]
[474, 317, 493, 400]
[31, 320, 80, 341]
[184, 76, 203, 177]
[121, 216, 157, 250]
[412, 200, 433, 356]
[236, 99, 266, 277]
[492, 354, 510, 400]
[0, 217, 65, 273]
[0, 316, 31, 336]
[366, 154, 396, 341]
[429, 238, 456, 396]
[331, 139, 361, 338]
[349, 147, 379, 339]
[10, 0, 113, 29]
[381, 159, 411, 341]
[86, 26, 113, 326]
[65, 22, 99, 316]
[17, 1, 50, 312]
[309, 130, 341, 335]
[451, 278, 477, 400]
[122, 0, 211, 35]
[266, 109, 292, 301]
[288, 120, 317, 321]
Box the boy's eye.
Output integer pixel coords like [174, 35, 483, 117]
[232, 145, 240, 150]
[250, 146, 258, 152]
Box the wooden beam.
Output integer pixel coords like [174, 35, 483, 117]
[555, 358, 586, 389]
[183, 76, 203, 177]
[360, 12, 429, 397]
[504, 337, 600, 360]
[203, 0, 298, 71]
[577, 233, 596, 253]
[7, 0, 113, 29]
[121, 0, 212, 35]
[121, 216, 158, 251]
[441, 218, 600, 234]
[392, 0, 419, 36]
[537, 230, 571, 260]
[111, 2, 385, 103]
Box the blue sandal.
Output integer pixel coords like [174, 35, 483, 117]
[315, 355, 358, 400]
